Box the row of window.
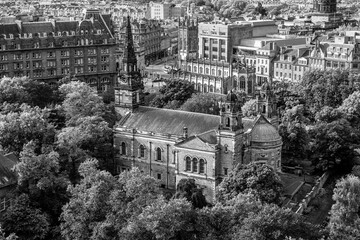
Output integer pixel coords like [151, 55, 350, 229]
[0, 38, 110, 50]
[1, 48, 110, 60]
[187, 65, 228, 77]
[120, 142, 164, 161]
[185, 156, 206, 174]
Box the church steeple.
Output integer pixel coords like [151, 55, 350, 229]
[123, 15, 137, 74]
[114, 16, 143, 116]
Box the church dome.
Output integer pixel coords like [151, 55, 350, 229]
[226, 91, 238, 102]
[250, 115, 281, 143]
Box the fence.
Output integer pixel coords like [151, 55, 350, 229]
[295, 171, 330, 214]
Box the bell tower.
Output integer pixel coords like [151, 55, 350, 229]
[115, 16, 144, 116]
[178, 16, 198, 66]
[256, 81, 279, 127]
[217, 91, 244, 177]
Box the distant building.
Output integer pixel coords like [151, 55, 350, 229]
[118, 18, 165, 72]
[149, 2, 186, 20]
[0, 152, 17, 213]
[0, 10, 117, 92]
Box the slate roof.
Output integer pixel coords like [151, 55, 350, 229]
[0, 23, 20, 35]
[22, 22, 54, 33]
[119, 106, 220, 136]
[55, 21, 78, 32]
[0, 152, 17, 188]
[119, 106, 257, 138]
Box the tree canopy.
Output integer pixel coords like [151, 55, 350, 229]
[329, 175, 360, 240]
[150, 80, 196, 109]
[180, 93, 224, 115]
[217, 163, 283, 204]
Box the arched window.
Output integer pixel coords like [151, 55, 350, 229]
[226, 117, 230, 127]
[193, 66, 197, 73]
[199, 67, 203, 74]
[209, 85, 214, 92]
[121, 142, 126, 155]
[224, 144, 228, 153]
[212, 69, 215, 75]
[218, 69, 222, 76]
[199, 159, 205, 174]
[205, 68, 209, 74]
[156, 147, 162, 161]
[192, 158, 198, 172]
[188, 66, 191, 72]
[185, 157, 191, 171]
[139, 145, 145, 158]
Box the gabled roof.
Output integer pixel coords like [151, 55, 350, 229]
[118, 106, 220, 136]
[0, 152, 17, 188]
[176, 135, 216, 152]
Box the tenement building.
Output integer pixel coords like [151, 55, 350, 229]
[0, 10, 117, 92]
[114, 18, 282, 202]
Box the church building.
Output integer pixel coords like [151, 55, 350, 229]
[114, 16, 282, 202]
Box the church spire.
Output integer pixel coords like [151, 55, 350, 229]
[123, 15, 137, 73]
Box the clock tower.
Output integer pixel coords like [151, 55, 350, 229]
[115, 15, 144, 116]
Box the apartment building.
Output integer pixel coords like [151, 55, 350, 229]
[0, 16, 117, 91]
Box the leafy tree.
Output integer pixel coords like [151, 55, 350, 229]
[180, 93, 224, 115]
[59, 81, 105, 124]
[129, 198, 196, 240]
[60, 159, 118, 240]
[352, 165, 360, 178]
[241, 99, 257, 118]
[338, 90, 360, 128]
[235, 204, 322, 240]
[150, 80, 195, 109]
[217, 163, 283, 204]
[196, 204, 238, 240]
[0, 227, 17, 240]
[329, 175, 360, 240]
[301, 69, 359, 117]
[56, 116, 113, 181]
[279, 105, 309, 158]
[174, 178, 208, 209]
[0, 194, 50, 240]
[57, 81, 114, 179]
[14, 142, 69, 233]
[0, 77, 28, 104]
[253, 2, 267, 17]
[309, 116, 358, 172]
[0, 104, 56, 156]
[60, 161, 161, 240]
[0, 77, 62, 107]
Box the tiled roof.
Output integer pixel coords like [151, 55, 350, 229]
[0, 152, 17, 188]
[120, 106, 221, 136]
[22, 22, 54, 33]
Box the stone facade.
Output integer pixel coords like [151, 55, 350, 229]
[114, 16, 282, 203]
[0, 10, 117, 91]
